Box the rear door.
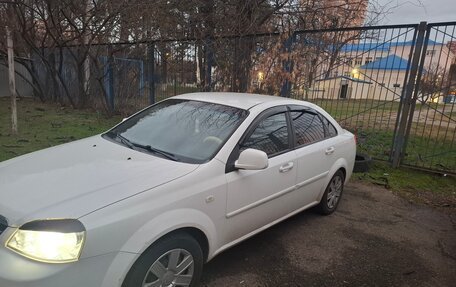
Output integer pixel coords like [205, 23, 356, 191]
[289, 105, 339, 206]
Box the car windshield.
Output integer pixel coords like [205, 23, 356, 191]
[104, 99, 248, 163]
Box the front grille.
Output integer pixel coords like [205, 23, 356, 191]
[0, 215, 8, 235]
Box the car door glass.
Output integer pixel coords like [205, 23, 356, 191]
[291, 110, 325, 146]
[242, 113, 289, 156]
[321, 116, 338, 137]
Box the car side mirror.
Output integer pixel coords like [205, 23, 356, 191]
[235, 148, 268, 170]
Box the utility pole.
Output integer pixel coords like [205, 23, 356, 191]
[6, 26, 18, 135]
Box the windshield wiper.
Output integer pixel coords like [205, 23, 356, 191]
[107, 132, 178, 161]
[110, 132, 135, 150]
[132, 143, 179, 161]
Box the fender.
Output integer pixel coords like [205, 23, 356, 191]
[99, 209, 218, 287]
[120, 208, 216, 256]
[100, 208, 216, 287]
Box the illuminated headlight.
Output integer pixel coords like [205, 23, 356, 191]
[6, 219, 86, 263]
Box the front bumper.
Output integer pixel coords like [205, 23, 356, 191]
[0, 229, 137, 287]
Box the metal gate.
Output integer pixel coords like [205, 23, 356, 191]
[395, 22, 456, 173]
[284, 24, 419, 168]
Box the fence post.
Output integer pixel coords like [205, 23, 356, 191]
[174, 73, 177, 96]
[6, 26, 18, 135]
[139, 60, 144, 98]
[402, 25, 432, 158]
[104, 47, 115, 112]
[280, 33, 294, 97]
[204, 37, 213, 92]
[148, 42, 155, 104]
[391, 21, 427, 168]
[107, 57, 115, 111]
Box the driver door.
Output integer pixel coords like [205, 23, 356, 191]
[225, 106, 297, 242]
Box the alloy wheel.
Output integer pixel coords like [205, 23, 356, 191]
[142, 248, 194, 287]
[326, 175, 343, 209]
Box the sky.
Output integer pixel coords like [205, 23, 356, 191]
[375, 0, 456, 24]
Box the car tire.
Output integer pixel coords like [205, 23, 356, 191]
[315, 170, 345, 215]
[122, 232, 204, 287]
[353, 153, 371, 173]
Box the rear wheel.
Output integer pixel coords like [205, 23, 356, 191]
[122, 233, 203, 287]
[316, 170, 345, 215]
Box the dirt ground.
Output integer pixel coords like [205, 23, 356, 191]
[200, 182, 456, 287]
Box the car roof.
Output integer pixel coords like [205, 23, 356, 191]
[173, 92, 305, 110]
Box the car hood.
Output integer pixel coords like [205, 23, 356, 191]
[0, 135, 199, 226]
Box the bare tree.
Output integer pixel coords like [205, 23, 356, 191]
[0, 1, 134, 111]
[417, 66, 448, 104]
[0, 0, 396, 113]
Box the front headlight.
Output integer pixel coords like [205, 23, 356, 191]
[6, 219, 86, 263]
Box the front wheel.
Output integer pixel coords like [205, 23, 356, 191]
[316, 170, 345, 215]
[122, 233, 203, 287]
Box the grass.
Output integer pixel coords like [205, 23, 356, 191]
[353, 161, 456, 210]
[0, 97, 121, 162]
[354, 128, 456, 172]
[316, 99, 401, 120]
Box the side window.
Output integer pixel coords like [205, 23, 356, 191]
[322, 116, 338, 137]
[291, 110, 325, 146]
[242, 113, 289, 156]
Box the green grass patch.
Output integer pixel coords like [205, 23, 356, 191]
[0, 98, 121, 162]
[348, 127, 455, 172]
[354, 161, 456, 209]
[316, 99, 401, 120]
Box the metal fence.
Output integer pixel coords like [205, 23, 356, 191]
[400, 22, 456, 173]
[28, 21, 456, 174]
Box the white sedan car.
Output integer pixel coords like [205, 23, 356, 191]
[0, 92, 355, 287]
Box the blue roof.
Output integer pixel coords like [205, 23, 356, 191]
[360, 55, 409, 70]
[340, 40, 441, 53]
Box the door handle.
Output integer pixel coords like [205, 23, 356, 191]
[325, 147, 335, 155]
[279, 162, 294, 173]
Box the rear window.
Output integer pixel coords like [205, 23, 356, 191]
[322, 116, 338, 137]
